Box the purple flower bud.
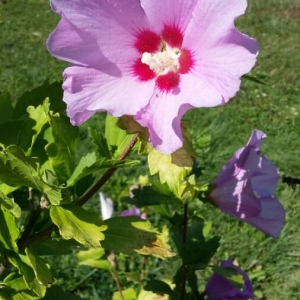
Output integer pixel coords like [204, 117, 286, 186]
[205, 259, 254, 300]
[209, 130, 285, 237]
[120, 206, 146, 219]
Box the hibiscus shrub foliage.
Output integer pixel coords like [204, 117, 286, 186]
[0, 0, 290, 300]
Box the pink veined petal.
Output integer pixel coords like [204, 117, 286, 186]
[183, 0, 248, 49]
[210, 178, 262, 218]
[245, 197, 285, 238]
[135, 74, 222, 154]
[47, 14, 105, 66]
[187, 34, 258, 103]
[63, 65, 155, 125]
[140, 0, 198, 33]
[49, 0, 150, 65]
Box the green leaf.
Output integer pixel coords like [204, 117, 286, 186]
[147, 146, 192, 198]
[77, 248, 112, 271]
[42, 285, 82, 300]
[7, 251, 46, 298]
[102, 217, 174, 258]
[0, 93, 13, 125]
[144, 280, 173, 296]
[0, 191, 21, 218]
[12, 292, 38, 300]
[3, 273, 28, 292]
[13, 80, 65, 119]
[212, 265, 244, 290]
[105, 114, 136, 158]
[137, 289, 168, 300]
[172, 214, 219, 269]
[50, 205, 107, 247]
[31, 239, 80, 256]
[0, 207, 19, 251]
[25, 100, 50, 155]
[0, 145, 62, 205]
[88, 127, 111, 158]
[113, 287, 137, 300]
[44, 113, 78, 182]
[25, 247, 53, 286]
[67, 151, 139, 187]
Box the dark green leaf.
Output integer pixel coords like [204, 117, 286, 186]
[42, 285, 82, 300]
[45, 113, 78, 182]
[144, 280, 173, 296]
[172, 214, 219, 268]
[0, 191, 21, 218]
[88, 127, 111, 159]
[67, 152, 139, 187]
[7, 251, 46, 297]
[0, 207, 19, 251]
[242, 74, 267, 85]
[25, 247, 53, 286]
[102, 217, 174, 258]
[13, 80, 65, 119]
[0, 93, 13, 125]
[50, 205, 107, 247]
[212, 265, 244, 289]
[0, 145, 62, 205]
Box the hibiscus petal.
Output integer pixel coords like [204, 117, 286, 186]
[49, 0, 149, 65]
[210, 178, 262, 218]
[246, 197, 285, 238]
[135, 74, 222, 154]
[184, 0, 248, 49]
[140, 0, 198, 33]
[63, 65, 155, 125]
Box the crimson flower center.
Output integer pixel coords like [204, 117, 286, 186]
[133, 26, 194, 92]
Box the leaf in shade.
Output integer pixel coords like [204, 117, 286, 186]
[0, 207, 19, 251]
[243, 74, 267, 85]
[0, 145, 62, 205]
[172, 214, 219, 269]
[67, 152, 139, 187]
[0, 93, 13, 125]
[88, 127, 111, 159]
[42, 285, 82, 300]
[7, 251, 46, 298]
[12, 80, 65, 119]
[25, 247, 53, 286]
[102, 217, 174, 258]
[44, 113, 78, 182]
[0, 191, 21, 218]
[144, 280, 173, 296]
[50, 205, 107, 247]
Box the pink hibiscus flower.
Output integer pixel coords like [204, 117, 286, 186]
[47, 0, 258, 154]
[209, 130, 285, 238]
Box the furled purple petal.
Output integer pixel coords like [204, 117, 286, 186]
[209, 130, 285, 237]
[99, 192, 114, 220]
[205, 259, 254, 300]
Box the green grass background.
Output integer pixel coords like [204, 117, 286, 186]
[1, 0, 300, 299]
